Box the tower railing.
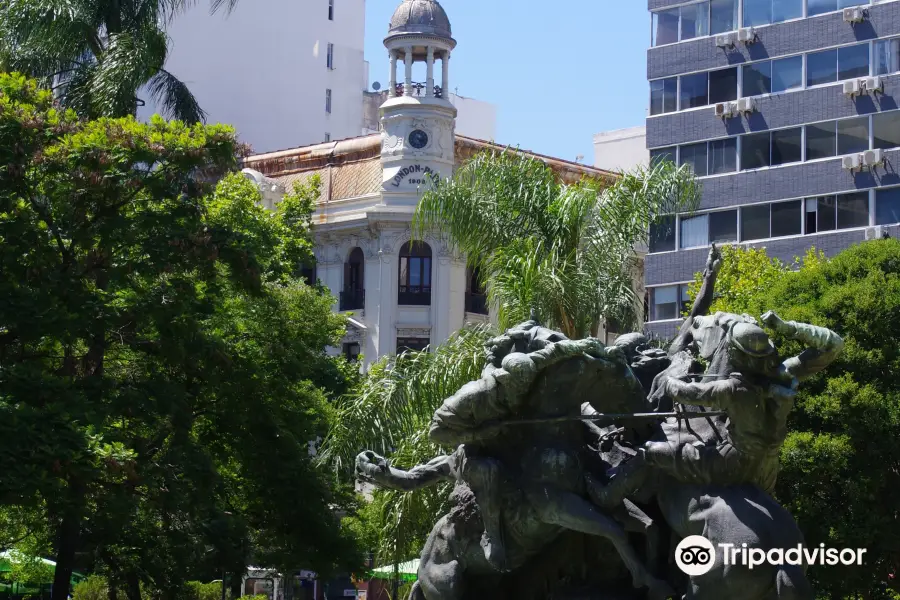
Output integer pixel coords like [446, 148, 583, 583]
[394, 83, 444, 98]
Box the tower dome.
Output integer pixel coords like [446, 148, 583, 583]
[388, 0, 453, 41]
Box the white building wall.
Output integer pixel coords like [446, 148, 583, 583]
[141, 0, 366, 153]
[448, 94, 497, 141]
[593, 126, 648, 173]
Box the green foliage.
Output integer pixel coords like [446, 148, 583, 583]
[0, 0, 233, 121]
[72, 576, 108, 600]
[0, 73, 361, 598]
[321, 326, 495, 561]
[702, 241, 900, 598]
[6, 551, 53, 586]
[415, 152, 700, 338]
[187, 580, 230, 600]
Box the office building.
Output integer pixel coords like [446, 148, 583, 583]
[645, 0, 900, 337]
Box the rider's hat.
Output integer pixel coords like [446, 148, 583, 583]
[730, 322, 776, 357]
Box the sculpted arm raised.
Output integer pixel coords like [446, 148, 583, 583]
[664, 376, 748, 410]
[761, 312, 844, 381]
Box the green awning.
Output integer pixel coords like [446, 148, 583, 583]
[0, 552, 86, 584]
[369, 559, 419, 583]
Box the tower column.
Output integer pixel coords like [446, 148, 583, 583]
[389, 50, 398, 97]
[426, 47, 435, 97]
[404, 46, 413, 96]
[442, 51, 450, 98]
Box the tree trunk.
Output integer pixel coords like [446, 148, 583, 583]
[108, 580, 120, 600]
[51, 482, 84, 600]
[125, 571, 141, 600]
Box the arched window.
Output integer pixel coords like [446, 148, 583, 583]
[341, 247, 365, 311]
[300, 258, 317, 286]
[398, 241, 432, 306]
[465, 266, 487, 315]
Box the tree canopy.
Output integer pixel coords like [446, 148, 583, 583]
[0, 73, 361, 600]
[414, 152, 700, 338]
[688, 241, 900, 599]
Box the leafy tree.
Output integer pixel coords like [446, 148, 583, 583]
[0, 74, 361, 600]
[0, 0, 235, 121]
[321, 326, 493, 564]
[689, 241, 900, 599]
[414, 152, 700, 337]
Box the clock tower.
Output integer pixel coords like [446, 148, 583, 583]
[380, 0, 457, 200]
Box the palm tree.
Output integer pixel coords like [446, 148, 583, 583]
[414, 151, 701, 338]
[321, 154, 701, 566]
[0, 0, 231, 122]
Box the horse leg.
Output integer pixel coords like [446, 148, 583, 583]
[407, 580, 426, 600]
[775, 566, 814, 600]
[526, 484, 675, 600]
[616, 499, 663, 577]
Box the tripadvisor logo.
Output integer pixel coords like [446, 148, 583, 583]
[675, 535, 868, 575]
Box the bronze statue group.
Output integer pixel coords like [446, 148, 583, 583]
[357, 246, 844, 600]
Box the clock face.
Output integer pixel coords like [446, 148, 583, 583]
[408, 129, 429, 149]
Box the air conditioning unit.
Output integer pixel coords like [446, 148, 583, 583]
[715, 32, 737, 48]
[738, 27, 757, 44]
[864, 76, 883, 94]
[841, 154, 862, 170]
[714, 101, 736, 118]
[736, 97, 757, 114]
[843, 78, 862, 96]
[862, 148, 884, 168]
[843, 6, 865, 23]
[865, 226, 884, 241]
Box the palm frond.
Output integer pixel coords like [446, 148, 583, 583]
[146, 68, 206, 123]
[209, 0, 240, 15]
[90, 26, 167, 117]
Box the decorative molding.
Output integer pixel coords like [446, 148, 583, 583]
[396, 327, 431, 338]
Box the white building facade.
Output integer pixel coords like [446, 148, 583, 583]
[142, 0, 367, 153]
[242, 0, 613, 369]
[593, 126, 649, 173]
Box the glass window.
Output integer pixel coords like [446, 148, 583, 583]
[773, 0, 802, 22]
[328, 0, 335, 20]
[710, 0, 738, 34]
[744, 0, 801, 26]
[874, 112, 900, 150]
[806, 121, 837, 160]
[837, 116, 869, 155]
[743, 0, 772, 27]
[709, 210, 738, 243]
[397, 338, 430, 354]
[817, 196, 838, 232]
[875, 38, 900, 76]
[772, 200, 802, 237]
[325, 88, 332, 113]
[650, 146, 677, 165]
[809, 0, 866, 17]
[681, 2, 710, 41]
[650, 215, 677, 253]
[837, 192, 869, 229]
[805, 198, 818, 234]
[741, 204, 771, 241]
[807, 49, 838, 87]
[680, 142, 709, 177]
[650, 77, 678, 115]
[876, 188, 900, 225]
[652, 8, 680, 46]
[709, 138, 737, 174]
[771, 127, 802, 166]
[772, 55, 803, 93]
[681, 214, 710, 249]
[743, 61, 772, 97]
[680, 72, 709, 109]
[838, 44, 870, 81]
[742, 131, 771, 170]
[652, 286, 679, 321]
[709, 67, 738, 103]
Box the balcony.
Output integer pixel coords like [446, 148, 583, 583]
[394, 82, 443, 98]
[465, 292, 488, 315]
[398, 285, 432, 306]
[340, 289, 365, 311]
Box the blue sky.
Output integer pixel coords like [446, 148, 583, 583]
[364, 0, 651, 164]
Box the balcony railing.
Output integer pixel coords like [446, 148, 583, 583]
[394, 82, 443, 98]
[340, 289, 365, 311]
[398, 285, 432, 306]
[465, 292, 488, 315]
